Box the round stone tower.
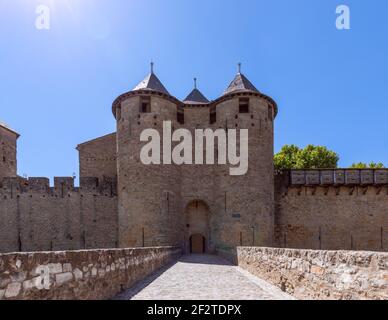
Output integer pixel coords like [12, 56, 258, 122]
[211, 66, 278, 249]
[112, 65, 182, 248]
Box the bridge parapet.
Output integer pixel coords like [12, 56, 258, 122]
[0, 247, 181, 300]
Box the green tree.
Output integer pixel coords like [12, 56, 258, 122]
[273, 145, 300, 170]
[274, 145, 339, 170]
[351, 162, 384, 169]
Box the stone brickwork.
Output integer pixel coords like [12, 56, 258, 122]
[1, 69, 388, 255]
[77, 133, 117, 182]
[0, 124, 18, 180]
[0, 247, 181, 300]
[114, 90, 276, 253]
[0, 176, 118, 253]
[275, 170, 388, 251]
[237, 247, 388, 300]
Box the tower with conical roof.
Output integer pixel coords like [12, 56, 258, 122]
[132, 62, 170, 95]
[209, 63, 276, 248]
[113, 63, 183, 248]
[224, 63, 260, 95]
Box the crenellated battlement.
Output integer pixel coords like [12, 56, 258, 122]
[282, 169, 388, 186]
[0, 176, 117, 197]
[0, 176, 118, 253]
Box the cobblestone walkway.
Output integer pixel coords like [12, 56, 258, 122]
[115, 255, 295, 300]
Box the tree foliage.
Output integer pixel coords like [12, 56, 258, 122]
[350, 162, 384, 169]
[274, 145, 339, 170]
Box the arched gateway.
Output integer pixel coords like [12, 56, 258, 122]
[185, 200, 210, 254]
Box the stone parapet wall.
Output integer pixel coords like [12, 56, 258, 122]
[237, 247, 388, 300]
[0, 247, 181, 300]
[286, 169, 388, 186]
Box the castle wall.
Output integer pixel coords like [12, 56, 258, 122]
[275, 170, 388, 251]
[77, 133, 117, 182]
[0, 177, 118, 253]
[0, 126, 18, 179]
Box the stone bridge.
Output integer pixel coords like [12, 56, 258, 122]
[0, 247, 387, 300]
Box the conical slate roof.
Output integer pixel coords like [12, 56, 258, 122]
[184, 88, 209, 104]
[224, 72, 259, 95]
[183, 78, 209, 104]
[133, 66, 170, 95]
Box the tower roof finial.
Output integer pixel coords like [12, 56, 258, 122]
[238, 62, 242, 74]
[150, 61, 154, 74]
[132, 62, 170, 95]
[184, 77, 209, 104]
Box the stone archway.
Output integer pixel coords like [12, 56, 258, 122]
[185, 200, 210, 254]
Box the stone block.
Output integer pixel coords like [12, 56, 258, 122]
[290, 171, 306, 185]
[48, 263, 63, 274]
[334, 170, 345, 184]
[375, 170, 388, 184]
[5, 282, 21, 298]
[0, 277, 11, 289]
[360, 170, 374, 185]
[306, 171, 320, 185]
[54, 177, 74, 190]
[345, 170, 360, 185]
[320, 170, 334, 185]
[311, 265, 325, 275]
[63, 263, 72, 273]
[28, 178, 50, 192]
[73, 268, 83, 281]
[55, 272, 73, 286]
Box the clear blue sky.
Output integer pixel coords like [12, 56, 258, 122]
[1, 0, 387, 180]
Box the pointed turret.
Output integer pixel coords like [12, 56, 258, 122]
[224, 63, 259, 95]
[184, 78, 209, 104]
[132, 62, 170, 95]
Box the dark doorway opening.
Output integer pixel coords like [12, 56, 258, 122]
[190, 234, 206, 254]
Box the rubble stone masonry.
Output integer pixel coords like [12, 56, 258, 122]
[237, 247, 388, 300]
[0, 247, 181, 300]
